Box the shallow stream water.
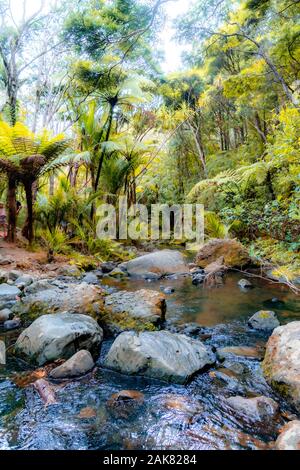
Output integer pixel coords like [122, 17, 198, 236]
[0, 273, 299, 450]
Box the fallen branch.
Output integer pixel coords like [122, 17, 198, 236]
[33, 378, 58, 406]
[229, 267, 300, 295]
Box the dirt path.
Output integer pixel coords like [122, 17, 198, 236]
[0, 239, 68, 275]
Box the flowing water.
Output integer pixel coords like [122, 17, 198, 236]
[0, 273, 299, 450]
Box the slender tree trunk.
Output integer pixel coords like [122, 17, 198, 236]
[7, 176, 17, 243]
[24, 181, 34, 244]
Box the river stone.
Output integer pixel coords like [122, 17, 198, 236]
[248, 310, 280, 331]
[49, 350, 94, 379]
[14, 313, 103, 366]
[24, 280, 53, 295]
[217, 346, 264, 361]
[104, 289, 166, 328]
[275, 421, 300, 450]
[104, 330, 215, 384]
[262, 321, 300, 411]
[0, 308, 12, 323]
[82, 273, 99, 285]
[0, 284, 21, 302]
[0, 340, 5, 365]
[195, 239, 250, 268]
[57, 265, 81, 277]
[126, 250, 188, 278]
[226, 396, 279, 421]
[238, 278, 253, 289]
[4, 317, 21, 330]
[13, 283, 103, 322]
[8, 270, 22, 281]
[109, 267, 128, 278]
[101, 262, 117, 274]
[14, 275, 33, 289]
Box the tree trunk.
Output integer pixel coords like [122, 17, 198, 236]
[24, 181, 34, 244]
[7, 177, 17, 243]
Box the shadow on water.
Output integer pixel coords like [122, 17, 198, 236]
[0, 273, 299, 450]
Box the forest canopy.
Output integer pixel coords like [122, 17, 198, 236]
[0, 0, 299, 275]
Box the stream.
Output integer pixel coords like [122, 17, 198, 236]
[0, 272, 299, 450]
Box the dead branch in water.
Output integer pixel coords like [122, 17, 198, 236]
[33, 378, 58, 407]
[229, 267, 300, 295]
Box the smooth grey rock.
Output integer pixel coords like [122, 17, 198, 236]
[126, 250, 188, 278]
[104, 330, 215, 384]
[0, 340, 5, 365]
[15, 313, 103, 366]
[0, 270, 9, 283]
[82, 273, 99, 284]
[24, 280, 53, 295]
[275, 421, 300, 450]
[0, 256, 13, 265]
[13, 283, 103, 319]
[49, 350, 94, 379]
[263, 321, 300, 411]
[4, 317, 21, 330]
[0, 308, 12, 323]
[104, 289, 166, 324]
[8, 270, 22, 281]
[248, 310, 280, 331]
[226, 395, 279, 421]
[0, 284, 21, 302]
[14, 275, 33, 289]
[101, 262, 117, 274]
[238, 278, 253, 289]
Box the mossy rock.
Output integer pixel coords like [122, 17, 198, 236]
[97, 308, 158, 336]
[196, 239, 250, 268]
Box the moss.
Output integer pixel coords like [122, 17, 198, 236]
[12, 301, 50, 325]
[97, 308, 158, 332]
[258, 310, 273, 319]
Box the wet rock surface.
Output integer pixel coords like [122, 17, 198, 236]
[195, 239, 250, 268]
[275, 420, 300, 450]
[104, 330, 215, 384]
[248, 310, 280, 331]
[49, 350, 95, 379]
[14, 313, 103, 365]
[125, 250, 188, 278]
[104, 289, 166, 325]
[12, 282, 104, 322]
[263, 321, 300, 411]
[225, 395, 279, 422]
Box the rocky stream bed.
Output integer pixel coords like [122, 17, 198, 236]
[0, 245, 300, 451]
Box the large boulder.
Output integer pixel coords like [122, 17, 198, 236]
[14, 313, 103, 366]
[12, 283, 103, 324]
[275, 421, 300, 450]
[262, 321, 300, 411]
[49, 350, 94, 379]
[125, 250, 188, 278]
[195, 239, 250, 268]
[248, 310, 280, 331]
[226, 396, 279, 422]
[102, 289, 166, 333]
[104, 330, 215, 384]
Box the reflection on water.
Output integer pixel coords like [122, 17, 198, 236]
[0, 273, 299, 450]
